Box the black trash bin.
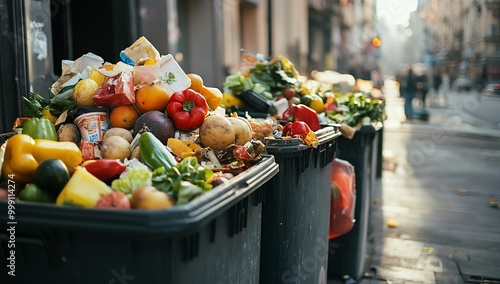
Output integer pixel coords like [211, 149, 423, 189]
[0, 156, 278, 284]
[260, 126, 340, 284]
[327, 123, 382, 281]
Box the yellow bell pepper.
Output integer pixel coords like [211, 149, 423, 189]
[200, 86, 224, 110]
[1, 134, 82, 184]
[56, 167, 112, 207]
[41, 108, 58, 124]
[222, 93, 244, 108]
[167, 138, 201, 158]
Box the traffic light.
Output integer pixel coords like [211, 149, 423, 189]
[372, 37, 381, 48]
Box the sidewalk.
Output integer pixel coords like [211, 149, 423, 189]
[383, 90, 500, 139]
[329, 88, 500, 284]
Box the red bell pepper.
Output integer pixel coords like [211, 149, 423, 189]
[82, 159, 127, 182]
[92, 71, 135, 107]
[166, 89, 209, 131]
[282, 121, 319, 148]
[282, 121, 311, 140]
[282, 104, 321, 131]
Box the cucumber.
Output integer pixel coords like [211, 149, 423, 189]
[139, 132, 178, 171]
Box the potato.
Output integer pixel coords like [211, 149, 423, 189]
[103, 127, 133, 143]
[57, 123, 81, 145]
[199, 116, 235, 151]
[131, 185, 175, 209]
[227, 117, 253, 145]
[101, 136, 131, 162]
[129, 146, 141, 160]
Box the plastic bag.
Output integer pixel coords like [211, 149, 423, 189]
[329, 158, 356, 239]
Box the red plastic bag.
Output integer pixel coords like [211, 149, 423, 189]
[329, 158, 356, 239]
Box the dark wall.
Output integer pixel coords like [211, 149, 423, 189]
[69, 0, 137, 64]
[52, 0, 138, 74]
[0, 0, 27, 133]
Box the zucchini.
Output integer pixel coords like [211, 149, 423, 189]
[240, 89, 272, 113]
[139, 132, 178, 171]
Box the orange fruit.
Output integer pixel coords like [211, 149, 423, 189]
[135, 84, 171, 114]
[110, 105, 140, 129]
[187, 73, 204, 93]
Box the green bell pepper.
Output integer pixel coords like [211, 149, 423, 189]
[19, 183, 55, 203]
[22, 117, 58, 141]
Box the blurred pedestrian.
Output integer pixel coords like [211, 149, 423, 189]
[432, 69, 442, 96]
[441, 70, 450, 103]
[400, 64, 418, 120]
[371, 69, 384, 90]
[416, 73, 429, 107]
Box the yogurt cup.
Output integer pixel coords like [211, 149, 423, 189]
[74, 112, 108, 142]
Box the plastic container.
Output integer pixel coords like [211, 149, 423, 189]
[74, 111, 108, 142]
[260, 126, 340, 284]
[0, 156, 278, 284]
[327, 124, 382, 281]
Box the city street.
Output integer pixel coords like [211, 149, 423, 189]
[330, 85, 500, 284]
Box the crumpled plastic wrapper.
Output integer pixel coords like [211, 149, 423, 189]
[248, 116, 281, 141]
[50, 52, 104, 98]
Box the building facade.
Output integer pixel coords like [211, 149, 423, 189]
[0, 0, 379, 133]
[420, 0, 500, 84]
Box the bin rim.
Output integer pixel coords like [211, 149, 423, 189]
[0, 155, 279, 236]
[265, 125, 340, 154]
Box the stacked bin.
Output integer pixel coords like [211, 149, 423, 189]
[260, 126, 341, 283]
[327, 124, 382, 281]
[0, 156, 278, 284]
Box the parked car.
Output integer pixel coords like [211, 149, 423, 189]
[484, 80, 500, 95]
[452, 76, 472, 92]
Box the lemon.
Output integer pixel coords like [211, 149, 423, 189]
[309, 94, 325, 113]
[89, 68, 106, 86]
[73, 78, 99, 107]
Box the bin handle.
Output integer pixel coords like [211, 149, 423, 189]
[236, 158, 279, 195]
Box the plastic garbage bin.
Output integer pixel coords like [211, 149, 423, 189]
[260, 126, 341, 284]
[375, 125, 384, 178]
[368, 124, 383, 236]
[327, 124, 381, 281]
[0, 156, 278, 284]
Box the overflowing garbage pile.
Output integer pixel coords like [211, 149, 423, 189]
[0, 38, 279, 210]
[222, 50, 385, 134]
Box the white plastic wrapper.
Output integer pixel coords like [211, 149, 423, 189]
[50, 52, 104, 99]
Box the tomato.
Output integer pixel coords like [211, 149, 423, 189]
[282, 87, 296, 100]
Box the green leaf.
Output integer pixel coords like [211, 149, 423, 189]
[111, 168, 152, 195]
[21, 92, 48, 117]
[176, 181, 203, 205]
